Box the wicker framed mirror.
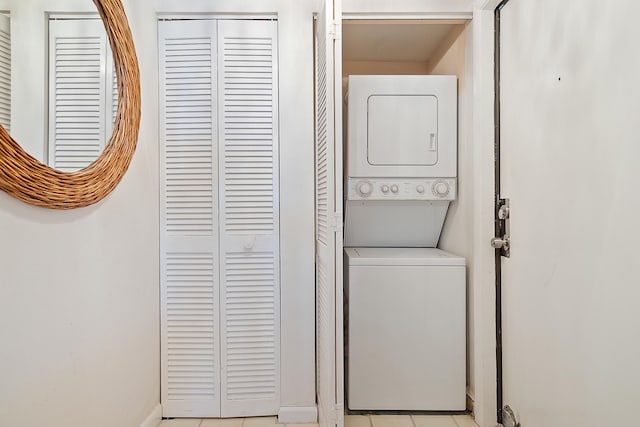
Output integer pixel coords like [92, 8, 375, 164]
[0, 0, 140, 209]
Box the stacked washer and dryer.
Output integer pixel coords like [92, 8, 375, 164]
[344, 75, 466, 411]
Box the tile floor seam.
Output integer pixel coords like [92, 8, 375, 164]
[367, 414, 373, 427]
[409, 415, 417, 427]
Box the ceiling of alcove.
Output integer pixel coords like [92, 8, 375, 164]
[342, 20, 466, 63]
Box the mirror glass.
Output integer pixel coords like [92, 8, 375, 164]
[1, 6, 117, 172]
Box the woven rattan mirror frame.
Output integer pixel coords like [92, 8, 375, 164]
[0, 0, 140, 209]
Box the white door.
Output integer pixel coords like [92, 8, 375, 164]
[159, 19, 221, 418]
[498, 1, 640, 426]
[159, 18, 280, 418]
[217, 19, 280, 417]
[315, 1, 344, 426]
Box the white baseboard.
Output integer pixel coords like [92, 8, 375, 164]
[278, 406, 318, 424]
[140, 403, 162, 427]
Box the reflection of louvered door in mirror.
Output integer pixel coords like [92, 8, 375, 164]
[0, 14, 11, 133]
[159, 18, 279, 419]
[48, 18, 118, 172]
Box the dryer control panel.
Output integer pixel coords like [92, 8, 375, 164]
[347, 177, 456, 201]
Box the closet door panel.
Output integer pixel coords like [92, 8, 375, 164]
[217, 19, 280, 417]
[159, 19, 221, 418]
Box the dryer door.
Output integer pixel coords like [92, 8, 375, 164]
[367, 95, 438, 166]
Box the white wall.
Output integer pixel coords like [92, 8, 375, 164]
[342, 0, 473, 16]
[0, 1, 316, 426]
[0, 2, 160, 427]
[343, 61, 430, 76]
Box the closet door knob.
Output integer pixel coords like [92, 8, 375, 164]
[243, 236, 256, 250]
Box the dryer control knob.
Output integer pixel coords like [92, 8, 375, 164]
[416, 185, 425, 194]
[432, 181, 450, 197]
[381, 185, 389, 193]
[357, 181, 373, 197]
[390, 184, 399, 193]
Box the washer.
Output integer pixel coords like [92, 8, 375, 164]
[345, 247, 466, 411]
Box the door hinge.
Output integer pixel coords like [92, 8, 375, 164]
[491, 198, 511, 257]
[329, 20, 341, 40]
[329, 211, 343, 232]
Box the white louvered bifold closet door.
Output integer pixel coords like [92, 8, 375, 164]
[48, 18, 117, 171]
[315, 1, 344, 427]
[160, 18, 280, 418]
[217, 19, 280, 417]
[159, 19, 221, 418]
[0, 14, 11, 132]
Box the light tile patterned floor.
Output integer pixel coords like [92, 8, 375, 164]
[201, 419, 245, 427]
[370, 415, 414, 427]
[158, 415, 478, 427]
[346, 414, 479, 427]
[159, 417, 316, 427]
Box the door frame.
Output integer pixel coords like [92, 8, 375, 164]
[468, 1, 508, 426]
[492, 1, 511, 425]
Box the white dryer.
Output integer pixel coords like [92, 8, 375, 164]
[344, 75, 457, 247]
[345, 247, 466, 411]
[346, 75, 457, 179]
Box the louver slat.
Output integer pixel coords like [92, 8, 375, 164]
[0, 15, 11, 132]
[160, 20, 220, 418]
[218, 19, 279, 417]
